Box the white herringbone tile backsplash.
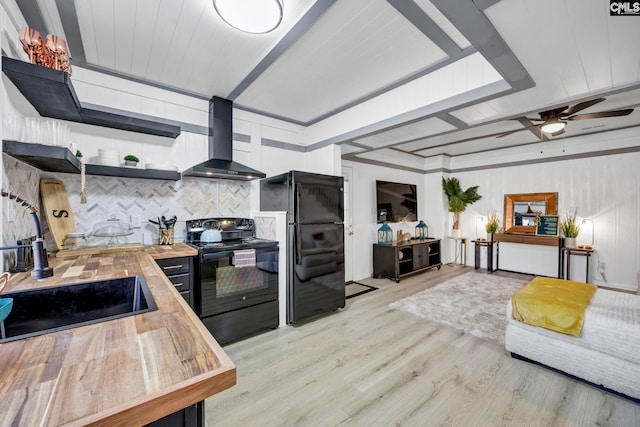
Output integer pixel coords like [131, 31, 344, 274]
[2, 159, 251, 255]
[1, 156, 42, 271]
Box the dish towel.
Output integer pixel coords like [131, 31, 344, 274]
[234, 249, 256, 268]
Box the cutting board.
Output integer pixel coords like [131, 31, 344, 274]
[40, 178, 76, 250]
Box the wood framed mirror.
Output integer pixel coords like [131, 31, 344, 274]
[504, 192, 558, 234]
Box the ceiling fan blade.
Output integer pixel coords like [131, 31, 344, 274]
[566, 109, 634, 121]
[496, 128, 527, 138]
[496, 126, 536, 138]
[538, 106, 568, 121]
[560, 98, 605, 116]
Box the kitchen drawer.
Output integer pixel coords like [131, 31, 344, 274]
[180, 291, 192, 307]
[156, 257, 191, 275]
[169, 272, 191, 292]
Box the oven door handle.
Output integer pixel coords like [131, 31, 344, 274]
[200, 246, 275, 262]
[201, 251, 233, 261]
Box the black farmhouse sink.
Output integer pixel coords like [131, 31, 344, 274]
[0, 275, 157, 343]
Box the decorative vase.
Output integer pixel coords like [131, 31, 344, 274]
[564, 237, 577, 248]
[125, 160, 137, 167]
[452, 228, 462, 238]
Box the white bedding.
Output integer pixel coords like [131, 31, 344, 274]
[506, 288, 640, 364]
[505, 288, 640, 399]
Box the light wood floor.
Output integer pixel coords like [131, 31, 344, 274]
[204, 266, 640, 426]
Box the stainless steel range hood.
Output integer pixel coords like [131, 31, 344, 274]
[183, 96, 265, 180]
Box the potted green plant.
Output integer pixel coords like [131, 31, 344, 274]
[442, 177, 482, 237]
[124, 154, 139, 167]
[485, 211, 500, 239]
[561, 210, 580, 248]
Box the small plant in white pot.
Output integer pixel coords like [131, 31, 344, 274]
[561, 210, 580, 248]
[124, 154, 139, 167]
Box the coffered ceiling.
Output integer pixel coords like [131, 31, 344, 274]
[18, 0, 640, 169]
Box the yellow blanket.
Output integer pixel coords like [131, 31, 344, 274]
[511, 277, 597, 337]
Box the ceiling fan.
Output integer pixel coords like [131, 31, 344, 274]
[497, 98, 634, 138]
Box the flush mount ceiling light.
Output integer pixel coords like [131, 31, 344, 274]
[214, 0, 283, 34]
[540, 118, 566, 134]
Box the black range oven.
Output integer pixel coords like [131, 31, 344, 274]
[186, 218, 279, 345]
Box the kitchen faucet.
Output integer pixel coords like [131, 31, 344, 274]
[0, 189, 53, 280]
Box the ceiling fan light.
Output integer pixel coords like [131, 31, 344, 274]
[540, 120, 566, 134]
[214, 0, 283, 34]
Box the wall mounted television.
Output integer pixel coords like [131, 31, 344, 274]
[376, 180, 418, 223]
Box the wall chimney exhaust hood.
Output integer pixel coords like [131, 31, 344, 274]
[182, 96, 265, 180]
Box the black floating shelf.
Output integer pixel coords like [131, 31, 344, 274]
[79, 107, 180, 138]
[3, 140, 181, 181]
[3, 140, 80, 173]
[2, 56, 181, 138]
[85, 164, 181, 181]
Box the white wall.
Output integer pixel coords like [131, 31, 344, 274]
[449, 133, 640, 290]
[341, 159, 444, 281]
[0, 0, 32, 268]
[343, 127, 640, 291]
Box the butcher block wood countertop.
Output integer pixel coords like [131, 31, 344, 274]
[0, 244, 234, 426]
[144, 242, 199, 259]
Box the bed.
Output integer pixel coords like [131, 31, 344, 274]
[505, 286, 640, 401]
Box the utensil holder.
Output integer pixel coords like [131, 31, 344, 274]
[159, 229, 174, 245]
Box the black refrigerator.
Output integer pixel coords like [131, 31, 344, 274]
[260, 171, 345, 324]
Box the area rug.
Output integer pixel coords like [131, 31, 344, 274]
[389, 272, 529, 345]
[346, 282, 378, 299]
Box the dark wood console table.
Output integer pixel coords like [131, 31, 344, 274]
[472, 239, 497, 272]
[492, 234, 564, 277]
[373, 239, 442, 282]
[563, 246, 594, 283]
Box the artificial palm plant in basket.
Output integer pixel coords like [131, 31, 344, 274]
[561, 210, 580, 248]
[441, 177, 482, 237]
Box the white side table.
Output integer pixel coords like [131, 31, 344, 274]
[447, 236, 468, 266]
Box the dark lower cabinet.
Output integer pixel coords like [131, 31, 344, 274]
[145, 401, 203, 427]
[148, 259, 205, 426]
[155, 256, 195, 309]
[373, 239, 441, 282]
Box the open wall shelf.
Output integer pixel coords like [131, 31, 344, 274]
[85, 164, 180, 181]
[3, 140, 181, 181]
[2, 56, 181, 138]
[2, 140, 80, 173]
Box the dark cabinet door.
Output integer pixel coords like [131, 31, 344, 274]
[413, 243, 429, 270]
